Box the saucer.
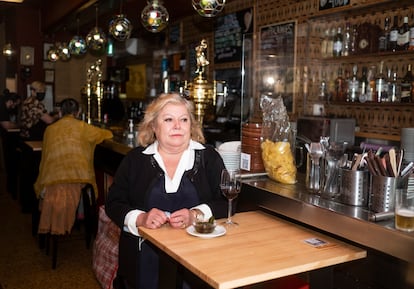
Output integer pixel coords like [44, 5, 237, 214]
[186, 225, 226, 239]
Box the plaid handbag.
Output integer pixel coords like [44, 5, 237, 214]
[92, 206, 121, 289]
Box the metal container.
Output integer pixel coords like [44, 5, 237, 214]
[339, 168, 369, 206]
[369, 175, 407, 213]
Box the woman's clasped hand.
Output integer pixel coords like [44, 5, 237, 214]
[138, 208, 194, 229]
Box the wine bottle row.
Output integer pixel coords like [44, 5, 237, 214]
[318, 61, 414, 103]
[320, 15, 414, 58]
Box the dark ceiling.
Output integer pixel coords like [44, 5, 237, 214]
[0, 0, 231, 38]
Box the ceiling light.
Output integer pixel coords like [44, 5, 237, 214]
[109, 0, 132, 41]
[141, 0, 169, 33]
[86, 4, 107, 51]
[192, 0, 226, 17]
[69, 18, 87, 56]
[69, 35, 87, 56]
[47, 45, 59, 62]
[109, 14, 133, 41]
[2, 43, 15, 57]
[58, 42, 71, 61]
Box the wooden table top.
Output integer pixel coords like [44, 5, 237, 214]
[139, 210, 366, 289]
[24, 141, 43, 151]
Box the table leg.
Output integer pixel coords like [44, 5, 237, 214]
[309, 266, 333, 289]
[158, 250, 181, 289]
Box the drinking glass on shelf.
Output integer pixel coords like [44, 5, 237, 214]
[220, 169, 241, 227]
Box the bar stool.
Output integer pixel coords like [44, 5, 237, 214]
[43, 184, 98, 269]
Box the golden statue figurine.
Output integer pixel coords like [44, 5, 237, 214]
[195, 39, 209, 76]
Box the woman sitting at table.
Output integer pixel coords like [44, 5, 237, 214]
[105, 93, 228, 289]
[34, 98, 113, 235]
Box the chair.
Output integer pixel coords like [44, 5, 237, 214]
[43, 184, 98, 269]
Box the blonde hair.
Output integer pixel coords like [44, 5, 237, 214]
[137, 93, 205, 147]
[30, 81, 46, 93]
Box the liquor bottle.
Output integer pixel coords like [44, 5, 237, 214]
[326, 27, 336, 58]
[348, 65, 359, 102]
[351, 24, 358, 55]
[358, 66, 369, 103]
[410, 16, 414, 51]
[388, 66, 400, 102]
[397, 16, 410, 51]
[378, 17, 390, 52]
[334, 67, 346, 102]
[400, 64, 413, 103]
[343, 23, 352, 56]
[344, 69, 350, 101]
[389, 15, 399, 52]
[333, 27, 343, 57]
[319, 71, 328, 101]
[367, 65, 376, 102]
[375, 61, 387, 103]
[161, 55, 170, 93]
[320, 29, 330, 58]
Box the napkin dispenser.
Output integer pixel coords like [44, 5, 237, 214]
[297, 117, 356, 146]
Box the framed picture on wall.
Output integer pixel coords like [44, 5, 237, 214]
[45, 70, 54, 83]
[214, 8, 253, 64]
[259, 20, 297, 113]
[126, 64, 146, 99]
[20, 46, 35, 66]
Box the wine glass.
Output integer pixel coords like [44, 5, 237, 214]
[220, 169, 241, 227]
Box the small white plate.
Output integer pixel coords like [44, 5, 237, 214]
[186, 225, 226, 239]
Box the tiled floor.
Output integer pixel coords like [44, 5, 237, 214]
[0, 172, 102, 289]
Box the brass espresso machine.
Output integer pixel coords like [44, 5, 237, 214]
[83, 59, 103, 124]
[187, 39, 218, 125]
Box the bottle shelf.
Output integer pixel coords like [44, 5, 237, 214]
[320, 50, 414, 63]
[327, 101, 414, 106]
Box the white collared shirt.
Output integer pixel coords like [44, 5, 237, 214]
[124, 140, 212, 236]
[143, 140, 205, 193]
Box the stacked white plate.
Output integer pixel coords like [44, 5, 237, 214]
[401, 128, 414, 162]
[217, 141, 241, 171]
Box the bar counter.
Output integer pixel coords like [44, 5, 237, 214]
[97, 137, 414, 261]
[241, 176, 414, 264]
[95, 136, 414, 288]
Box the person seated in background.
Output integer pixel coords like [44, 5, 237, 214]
[105, 93, 228, 289]
[34, 98, 113, 236]
[20, 81, 57, 140]
[0, 89, 21, 130]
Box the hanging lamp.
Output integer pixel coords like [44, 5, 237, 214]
[58, 42, 71, 61]
[86, 4, 107, 51]
[192, 0, 226, 17]
[109, 0, 133, 41]
[141, 0, 169, 33]
[47, 44, 60, 62]
[2, 42, 15, 57]
[69, 18, 87, 56]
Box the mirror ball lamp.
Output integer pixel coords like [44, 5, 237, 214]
[192, 0, 226, 17]
[141, 0, 169, 33]
[109, 14, 133, 41]
[86, 26, 107, 51]
[69, 35, 87, 56]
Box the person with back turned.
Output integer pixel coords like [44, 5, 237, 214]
[34, 98, 113, 236]
[105, 93, 228, 289]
